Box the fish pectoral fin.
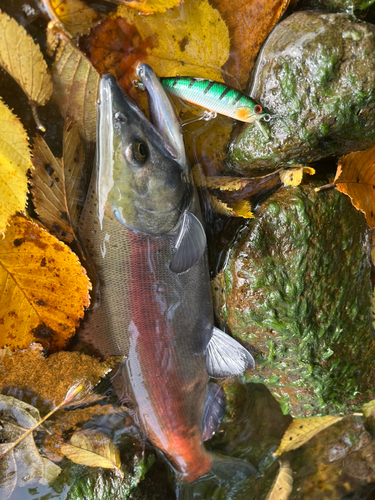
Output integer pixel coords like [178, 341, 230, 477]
[170, 211, 206, 274]
[202, 382, 225, 441]
[206, 327, 255, 378]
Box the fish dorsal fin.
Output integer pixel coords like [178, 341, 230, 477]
[206, 327, 255, 378]
[202, 382, 225, 442]
[170, 211, 206, 274]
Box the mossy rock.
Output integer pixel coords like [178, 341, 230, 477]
[218, 180, 375, 416]
[226, 12, 375, 174]
[297, 0, 375, 12]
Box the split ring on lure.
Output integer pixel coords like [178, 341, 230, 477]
[159, 76, 271, 139]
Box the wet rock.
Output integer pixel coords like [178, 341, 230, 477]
[297, 0, 375, 12]
[218, 179, 375, 416]
[226, 12, 375, 174]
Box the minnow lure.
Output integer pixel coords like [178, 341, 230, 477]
[159, 76, 270, 138]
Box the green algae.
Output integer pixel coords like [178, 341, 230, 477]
[220, 180, 375, 417]
[226, 12, 375, 175]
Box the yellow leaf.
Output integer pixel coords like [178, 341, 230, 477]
[43, 0, 102, 36]
[117, 0, 182, 14]
[362, 399, 375, 418]
[49, 29, 99, 143]
[0, 99, 31, 235]
[335, 145, 375, 228]
[0, 10, 52, 106]
[280, 166, 315, 187]
[0, 215, 91, 351]
[0, 345, 120, 409]
[114, 0, 229, 80]
[60, 430, 122, 475]
[210, 195, 254, 219]
[265, 460, 293, 500]
[206, 176, 252, 191]
[30, 120, 84, 244]
[274, 415, 343, 456]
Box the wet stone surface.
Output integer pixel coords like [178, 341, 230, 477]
[218, 179, 375, 416]
[226, 12, 375, 174]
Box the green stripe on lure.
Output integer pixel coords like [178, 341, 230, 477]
[160, 76, 270, 139]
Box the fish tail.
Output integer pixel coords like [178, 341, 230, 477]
[175, 454, 256, 499]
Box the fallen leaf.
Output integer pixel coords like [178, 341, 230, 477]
[335, 145, 375, 228]
[209, 0, 290, 88]
[30, 120, 84, 244]
[0, 395, 61, 499]
[209, 195, 254, 218]
[265, 460, 293, 500]
[274, 415, 343, 456]
[0, 99, 31, 235]
[60, 430, 122, 475]
[0, 215, 91, 351]
[362, 399, 375, 418]
[279, 166, 315, 187]
[113, 0, 182, 14]
[81, 0, 229, 98]
[0, 10, 53, 106]
[48, 28, 99, 143]
[43, 0, 102, 37]
[0, 345, 120, 410]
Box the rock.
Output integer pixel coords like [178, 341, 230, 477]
[218, 180, 375, 416]
[226, 12, 375, 174]
[297, 0, 375, 12]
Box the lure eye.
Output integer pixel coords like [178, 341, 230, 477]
[254, 105, 262, 114]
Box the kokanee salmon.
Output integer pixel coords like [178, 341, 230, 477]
[79, 64, 255, 483]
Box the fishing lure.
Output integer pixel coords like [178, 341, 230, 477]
[159, 76, 270, 138]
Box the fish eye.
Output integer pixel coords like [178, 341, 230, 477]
[115, 112, 126, 122]
[133, 141, 149, 164]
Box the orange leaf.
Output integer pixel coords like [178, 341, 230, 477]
[335, 145, 375, 228]
[210, 0, 290, 88]
[0, 215, 91, 351]
[79, 17, 156, 101]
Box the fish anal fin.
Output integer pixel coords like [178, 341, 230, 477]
[170, 211, 206, 274]
[206, 327, 255, 378]
[202, 383, 225, 442]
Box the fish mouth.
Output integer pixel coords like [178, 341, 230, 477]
[99, 74, 179, 162]
[137, 63, 188, 172]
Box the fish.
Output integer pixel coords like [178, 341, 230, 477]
[159, 76, 270, 138]
[78, 64, 255, 483]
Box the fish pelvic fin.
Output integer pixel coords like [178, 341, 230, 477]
[206, 327, 255, 378]
[202, 382, 225, 442]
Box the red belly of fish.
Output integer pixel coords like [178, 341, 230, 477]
[127, 232, 211, 482]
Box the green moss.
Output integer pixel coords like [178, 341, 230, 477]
[226, 12, 375, 175]
[223, 180, 375, 416]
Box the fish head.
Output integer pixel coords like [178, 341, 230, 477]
[97, 74, 190, 235]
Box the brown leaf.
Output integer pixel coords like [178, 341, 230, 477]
[0, 345, 120, 410]
[60, 429, 122, 474]
[209, 0, 290, 88]
[265, 460, 293, 500]
[211, 270, 227, 325]
[0, 10, 53, 106]
[43, 0, 102, 37]
[335, 145, 375, 228]
[274, 416, 343, 456]
[49, 28, 99, 143]
[0, 395, 61, 497]
[0, 215, 91, 351]
[30, 120, 84, 244]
